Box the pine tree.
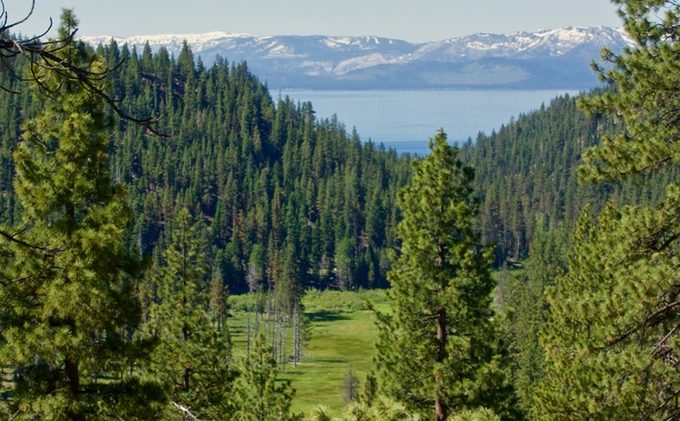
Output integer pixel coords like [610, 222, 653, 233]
[361, 371, 378, 406]
[145, 208, 237, 419]
[374, 131, 513, 421]
[536, 202, 680, 419]
[210, 268, 229, 332]
[314, 396, 500, 421]
[0, 29, 413, 294]
[334, 236, 355, 290]
[578, 0, 680, 184]
[233, 333, 300, 421]
[536, 1, 680, 419]
[508, 220, 566, 417]
[0, 11, 164, 419]
[248, 244, 265, 293]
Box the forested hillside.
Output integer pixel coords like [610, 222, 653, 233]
[461, 93, 680, 264]
[0, 41, 412, 293]
[3, 40, 676, 283]
[4, 38, 678, 282]
[3, 1, 680, 419]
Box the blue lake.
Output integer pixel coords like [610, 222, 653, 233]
[275, 89, 580, 155]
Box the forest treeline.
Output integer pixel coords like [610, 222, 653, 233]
[2, 0, 680, 419]
[462, 94, 680, 264]
[0, 40, 413, 294]
[2, 36, 677, 292]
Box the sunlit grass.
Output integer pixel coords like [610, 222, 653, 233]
[227, 289, 387, 416]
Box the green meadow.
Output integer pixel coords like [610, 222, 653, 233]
[228, 290, 389, 416]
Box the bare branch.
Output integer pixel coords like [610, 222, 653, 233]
[8, 409, 21, 421]
[0, 2, 166, 136]
[171, 401, 201, 421]
[0, 0, 8, 30]
[2, 0, 35, 32]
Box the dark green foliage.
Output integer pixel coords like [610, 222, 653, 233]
[312, 396, 417, 421]
[375, 131, 515, 420]
[0, 36, 412, 299]
[460, 93, 679, 265]
[234, 333, 300, 421]
[326, 398, 500, 421]
[0, 11, 163, 419]
[334, 236, 355, 290]
[0, 44, 408, 417]
[361, 371, 378, 406]
[537, 199, 680, 419]
[504, 221, 568, 417]
[143, 208, 237, 419]
[6, 4, 680, 419]
[460, 95, 610, 264]
[536, 1, 680, 419]
[579, 0, 680, 183]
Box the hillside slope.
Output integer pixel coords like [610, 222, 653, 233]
[462, 94, 679, 264]
[0, 44, 412, 292]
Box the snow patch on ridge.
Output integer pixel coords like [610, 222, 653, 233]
[79, 26, 635, 86]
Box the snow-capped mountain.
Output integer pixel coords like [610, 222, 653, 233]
[411, 27, 631, 60]
[81, 26, 633, 89]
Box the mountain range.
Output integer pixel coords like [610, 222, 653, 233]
[82, 26, 633, 90]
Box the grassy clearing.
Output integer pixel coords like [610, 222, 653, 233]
[281, 310, 376, 415]
[228, 289, 388, 416]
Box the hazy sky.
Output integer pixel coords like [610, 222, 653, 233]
[16, 0, 623, 42]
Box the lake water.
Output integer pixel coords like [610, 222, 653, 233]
[275, 89, 580, 155]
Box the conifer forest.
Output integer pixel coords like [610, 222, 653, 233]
[0, 0, 679, 420]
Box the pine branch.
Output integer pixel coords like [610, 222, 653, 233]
[0, 227, 60, 255]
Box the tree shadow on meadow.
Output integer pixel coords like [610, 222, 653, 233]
[305, 311, 350, 322]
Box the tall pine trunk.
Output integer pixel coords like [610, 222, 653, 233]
[435, 308, 447, 421]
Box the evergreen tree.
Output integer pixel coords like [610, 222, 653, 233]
[459, 94, 616, 265]
[0, 11, 163, 419]
[449, 408, 500, 421]
[537, 1, 680, 419]
[507, 220, 566, 417]
[334, 236, 355, 290]
[145, 208, 236, 419]
[537, 201, 680, 419]
[374, 131, 513, 421]
[233, 333, 300, 421]
[578, 0, 680, 184]
[312, 396, 500, 421]
[248, 244, 265, 293]
[210, 268, 229, 332]
[361, 371, 378, 407]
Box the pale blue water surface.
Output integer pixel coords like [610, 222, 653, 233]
[276, 89, 579, 155]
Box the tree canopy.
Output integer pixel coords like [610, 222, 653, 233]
[0, 11, 164, 419]
[537, 1, 680, 419]
[375, 131, 515, 420]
